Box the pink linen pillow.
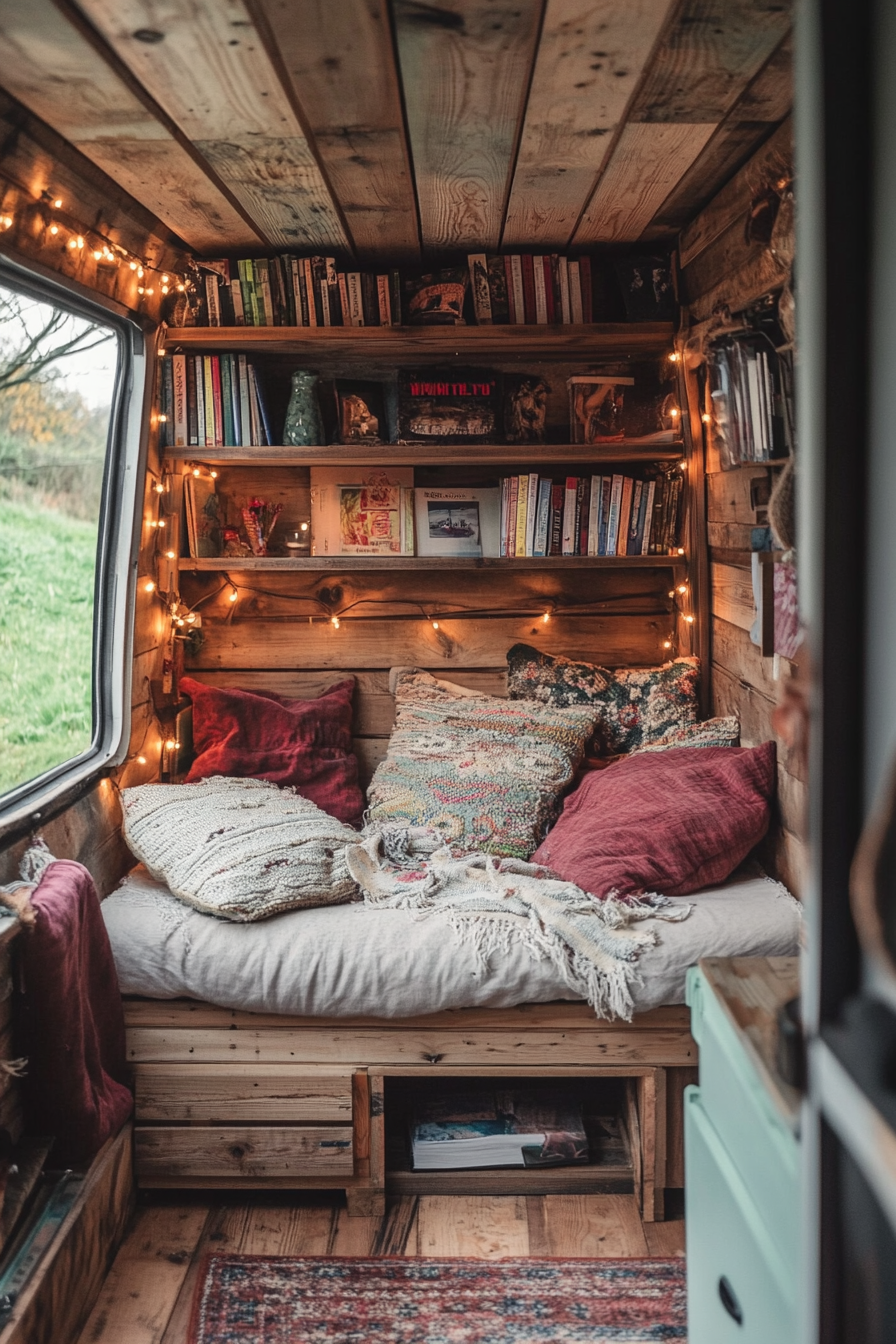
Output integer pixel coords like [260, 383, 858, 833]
[181, 676, 363, 828]
[532, 742, 777, 899]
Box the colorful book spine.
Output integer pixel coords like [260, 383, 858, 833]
[606, 474, 623, 556]
[578, 476, 591, 557]
[346, 273, 364, 326]
[377, 274, 392, 325]
[507, 476, 520, 556]
[468, 253, 493, 324]
[533, 257, 548, 325]
[561, 476, 577, 555]
[533, 478, 552, 557]
[525, 473, 539, 556]
[510, 256, 526, 325]
[210, 356, 224, 447]
[171, 354, 187, 448]
[616, 475, 633, 556]
[549, 483, 564, 555]
[514, 474, 529, 557]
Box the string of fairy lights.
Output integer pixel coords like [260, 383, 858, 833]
[0, 170, 198, 302]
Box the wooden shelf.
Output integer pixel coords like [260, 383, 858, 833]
[178, 554, 686, 573]
[171, 442, 684, 467]
[385, 1161, 634, 1197]
[161, 322, 675, 359]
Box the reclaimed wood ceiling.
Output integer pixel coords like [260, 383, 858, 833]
[0, 0, 791, 261]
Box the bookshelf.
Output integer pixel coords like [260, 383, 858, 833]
[169, 443, 684, 469]
[178, 555, 688, 573]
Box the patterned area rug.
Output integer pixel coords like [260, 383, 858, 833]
[189, 1255, 687, 1343]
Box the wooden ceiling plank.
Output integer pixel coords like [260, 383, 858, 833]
[393, 0, 543, 253]
[641, 32, 792, 240]
[627, 0, 792, 125]
[250, 0, 419, 264]
[572, 120, 715, 244]
[0, 0, 260, 250]
[76, 0, 348, 252]
[678, 113, 792, 267]
[501, 0, 676, 250]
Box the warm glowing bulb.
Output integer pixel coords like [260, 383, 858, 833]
[177, 283, 185, 292]
[685, 614, 695, 624]
[154, 482, 165, 493]
[228, 590, 238, 603]
[165, 549, 175, 560]
[68, 238, 77, 250]
[668, 590, 676, 599]
[193, 467, 200, 477]
[175, 617, 185, 627]
[331, 616, 340, 629]
[162, 274, 169, 283]
[52, 198, 62, 209]
[157, 519, 165, 528]
[662, 640, 672, 649]
[76, 236, 84, 249]
[93, 249, 102, 260]
[677, 547, 685, 555]
[185, 613, 196, 624]
[209, 469, 218, 479]
[157, 413, 167, 423]
[129, 261, 137, 271]
[137, 286, 145, 294]
[136, 754, 147, 765]
[49, 223, 59, 236]
[431, 620, 439, 630]
[143, 579, 155, 593]
[669, 351, 681, 363]
[145, 287, 154, 296]
[542, 611, 551, 623]
[677, 583, 687, 594]
[165, 738, 176, 751]
[300, 522, 308, 532]
[701, 412, 711, 424]
[137, 267, 144, 278]
[669, 407, 680, 418]
[161, 285, 169, 295]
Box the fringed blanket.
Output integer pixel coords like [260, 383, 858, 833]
[347, 826, 691, 1021]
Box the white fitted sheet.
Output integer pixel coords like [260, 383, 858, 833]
[103, 865, 801, 1020]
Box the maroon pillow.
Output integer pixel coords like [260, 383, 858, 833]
[181, 677, 363, 827]
[532, 743, 777, 899]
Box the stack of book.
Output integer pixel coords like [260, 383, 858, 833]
[466, 252, 594, 325]
[499, 471, 683, 558]
[198, 257, 402, 328]
[159, 353, 272, 449]
[708, 334, 788, 466]
[409, 1090, 589, 1171]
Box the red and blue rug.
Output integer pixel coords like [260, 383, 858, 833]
[189, 1255, 686, 1343]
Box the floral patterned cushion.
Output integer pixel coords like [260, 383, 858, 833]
[366, 669, 597, 859]
[633, 717, 740, 754]
[506, 644, 700, 756]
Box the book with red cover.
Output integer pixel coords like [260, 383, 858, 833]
[521, 255, 537, 324]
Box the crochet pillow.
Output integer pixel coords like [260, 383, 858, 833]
[120, 777, 358, 921]
[633, 717, 740, 754]
[506, 644, 699, 755]
[181, 676, 363, 828]
[366, 669, 596, 859]
[532, 743, 776, 899]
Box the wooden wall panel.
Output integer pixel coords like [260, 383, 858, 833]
[501, 0, 674, 248]
[77, 0, 348, 252]
[393, 0, 542, 252]
[0, 0, 258, 251]
[252, 0, 419, 263]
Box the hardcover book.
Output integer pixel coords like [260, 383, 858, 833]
[410, 1090, 589, 1171]
[310, 467, 413, 557]
[404, 267, 468, 325]
[397, 368, 500, 443]
[414, 487, 500, 558]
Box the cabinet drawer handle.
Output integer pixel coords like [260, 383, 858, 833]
[718, 1276, 743, 1325]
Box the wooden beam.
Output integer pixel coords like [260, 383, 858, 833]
[393, 0, 542, 252]
[77, 0, 348, 252]
[572, 0, 792, 245]
[250, 0, 420, 264]
[501, 0, 675, 249]
[0, 0, 258, 251]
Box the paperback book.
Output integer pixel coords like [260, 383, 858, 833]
[410, 1090, 589, 1171]
[414, 487, 500, 558]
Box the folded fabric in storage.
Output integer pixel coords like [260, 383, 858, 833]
[366, 668, 596, 859]
[532, 742, 776, 899]
[506, 644, 699, 755]
[633, 716, 740, 753]
[181, 676, 363, 827]
[121, 776, 359, 921]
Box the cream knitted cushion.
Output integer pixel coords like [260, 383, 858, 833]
[121, 777, 358, 921]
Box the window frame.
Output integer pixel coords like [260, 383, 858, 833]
[0, 255, 148, 837]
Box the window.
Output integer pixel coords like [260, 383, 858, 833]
[0, 263, 143, 823]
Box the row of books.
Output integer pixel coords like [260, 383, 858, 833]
[708, 334, 788, 468]
[192, 252, 612, 328]
[499, 471, 683, 558]
[159, 354, 272, 449]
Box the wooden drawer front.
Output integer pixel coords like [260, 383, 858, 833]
[135, 1126, 354, 1179]
[687, 968, 798, 1264]
[685, 1091, 795, 1344]
[134, 1066, 353, 1123]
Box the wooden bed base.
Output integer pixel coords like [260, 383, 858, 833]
[124, 998, 697, 1222]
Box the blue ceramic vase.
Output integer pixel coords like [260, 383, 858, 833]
[283, 370, 322, 446]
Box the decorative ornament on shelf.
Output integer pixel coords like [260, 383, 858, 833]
[241, 498, 283, 557]
[283, 370, 323, 446]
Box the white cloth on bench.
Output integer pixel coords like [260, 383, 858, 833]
[103, 864, 800, 1021]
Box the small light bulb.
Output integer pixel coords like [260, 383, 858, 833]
[209, 469, 218, 479]
[677, 584, 687, 594]
[669, 407, 680, 418]
[157, 519, 165, 528]
[174, 740, 181, 750]
[68, 238, 78, 250]
[701, 412, 711, 425]
[154, 482, 165, 493]
[431, 620, 439, 630]
[300, 522, 308, 532]
[668, 590, 676, 599]
[662, 640, 672, 650]
[542, 611, 551, 623]
[161, 285, 169, 295]
[165, 549, 175, 560]
[165, 738, 176, 751]
[137, 267, 144, 278]
[176, 283, 185, 292]
[93, 249, 102, 260]
[162, 274, 169, 283]
[143, 579, 155, 593]
[136, 754, 147, 765]
[677, 547, 685, 555]
[49, 223, 59, 236]
[76, 235, 84, 249]
[157, 413, 167, 423]
[145, 287, 154, 295]
[129, 261, 138, 271]
[137, 286, 145, 294]
[175, 617, 185, 627]
[331, 616, 340, 629]
[52, 198, 62, 209]
[685, 614, 695, 624]
[228, 590, 238, 603]
[147, 519, 158, 528]
[193, 467, 200, 477]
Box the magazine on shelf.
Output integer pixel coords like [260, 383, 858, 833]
[414, 487, 500, 558]
[410, 1090, 589, 1171]
[310, 467, 413, 557]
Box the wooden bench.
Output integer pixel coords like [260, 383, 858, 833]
[123, 998, 697, 1221]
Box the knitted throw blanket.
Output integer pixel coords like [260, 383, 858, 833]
[347, 826, 692, 1021]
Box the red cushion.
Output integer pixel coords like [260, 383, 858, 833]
[531, 743, 777, 898]
[181, 677, 363, 827]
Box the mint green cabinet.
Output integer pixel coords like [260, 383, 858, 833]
[685, 962, 800, 1344]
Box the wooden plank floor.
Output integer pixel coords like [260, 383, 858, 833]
[75, 1192, 685, 1344]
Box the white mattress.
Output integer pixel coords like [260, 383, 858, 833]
[103, 865, 801, 1020]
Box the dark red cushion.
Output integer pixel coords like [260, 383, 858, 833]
[531, 743, 777, 898]
[181, 677, 363, 827]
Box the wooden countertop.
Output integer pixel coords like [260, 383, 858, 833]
[698, 955, 801, 1128]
